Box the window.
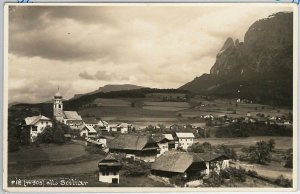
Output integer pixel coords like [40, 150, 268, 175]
[114, 172, 117, 176]
[41, 121, 43, 124]
[46, 122, 48, 125]
[102, 172, 105, 176]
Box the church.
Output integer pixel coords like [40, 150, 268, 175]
[53, 89, 84, 129]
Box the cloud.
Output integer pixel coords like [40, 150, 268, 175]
[7, 5, 294, 103]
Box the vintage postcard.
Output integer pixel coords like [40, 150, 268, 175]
[3, 3, 298, 192]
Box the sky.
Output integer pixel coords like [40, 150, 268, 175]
[8, 4, 293, 103]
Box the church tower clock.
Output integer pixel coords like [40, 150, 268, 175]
[53, 88, 64, 122]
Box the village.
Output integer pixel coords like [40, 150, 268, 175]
[11, 89, 293, 188]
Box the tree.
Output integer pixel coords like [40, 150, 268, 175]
[284, 149, 293, 168]
[37, 126, 54, 143]
[53, 126, 65, 145]
[249, 141, 272, 164]
[268, 139, 275, 151]
[19, 128, 30, 145]
[188, 143, 203, 153]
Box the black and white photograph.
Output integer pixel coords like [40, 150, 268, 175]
[3, 3, 298, 192]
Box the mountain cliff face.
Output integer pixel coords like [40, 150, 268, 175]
[180, 12, 293, 106]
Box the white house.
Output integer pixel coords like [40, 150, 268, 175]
[80, 125, 97, 138]
[86, 136, 107, 148]
[163, 133, 179, 150]
[24, 115, 52, 142]
[98, 154, 122, 184]
[152, 134, 169, 157]
[109, 123, 131, 133]
[175, 132, 195, 150]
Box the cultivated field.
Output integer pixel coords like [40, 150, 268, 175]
[194, 136, 293, 150]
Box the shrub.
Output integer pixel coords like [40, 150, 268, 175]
[122, 161, 151, 177]
[169, 174, 186, 187]
[284, 149, 293, 168]
[274, 175, 292, 188]
[247, 170, 258, 177]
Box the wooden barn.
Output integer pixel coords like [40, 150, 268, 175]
[108, 134, 159, 162]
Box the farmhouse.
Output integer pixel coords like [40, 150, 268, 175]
[80, 125, 97, 138]
[53, 89, 83, 129]
[175, 132, 195, 150]
[24, 115, 52, 142]
[151, 151, 207, 179]
[151, 151, 230, 179]
[200, 153, 230, 176]
[151, 134, 169, 156]
[108, 134, 159, 162]
[98, 154, 122, 184]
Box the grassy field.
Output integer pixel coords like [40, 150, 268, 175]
[92, 98, 131, 107]
[194, 136, 293, 150]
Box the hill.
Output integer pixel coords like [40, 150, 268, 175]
[71, 84, 146, 99]
[180, 12, 293, 107]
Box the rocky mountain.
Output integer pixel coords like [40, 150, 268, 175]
[180, 12, 293, 106]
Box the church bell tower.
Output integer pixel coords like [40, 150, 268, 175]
[53, 88, 64, 121]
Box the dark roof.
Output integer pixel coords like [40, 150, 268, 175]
[196, 152, 230, 161]
[108, 134, 158, 151]
[99, 154, 121, 167]
[82, 117, 100, 124]
[152, 134, 169, 143]
[151, 151, 204, 173]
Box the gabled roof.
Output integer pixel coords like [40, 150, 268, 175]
[82, 125, 97, 133]
[152, 134, 169, 143]
[99, 154, 121, 167]
[163, 134, 174, 141]
[25, 115, 51, 125]
[118, 123, 131, 128]
[195, 152, 230, 161]
[108, 134, 158, 151]
[64, 111, 82, 120]
[176, 132, 195, 138]
[151, 151, 204, 173]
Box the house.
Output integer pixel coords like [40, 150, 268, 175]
[151, 134, 169, 156]
[175, 132, 195, 150]
[98, 154, 122, 184]
[151, 151, 207, 179]
[200, 153, 230, 176]
[86, 136, 107, 148]
[98, 120, 109, 131]
[80, 125, 97, 138]
[190, 123, 206, 130]
[63, 111, 84, 129]
[151, 151, 230, 180]
[24, 115, 52, 142]
[83, 117, 100, 127]
[163, 133, 178, 150]
[109, 123, 131, 133]
[53, 90, 83, 129]
[108, 134, 159, 162]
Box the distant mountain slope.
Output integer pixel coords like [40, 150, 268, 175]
[180, 12, 293, 107]
[71, 84, 146, 99]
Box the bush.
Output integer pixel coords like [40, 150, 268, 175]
[122, 161, 151, 177]
[274, 175, 292, 188]
[169, 174, 186, 187]
[247, 170, 258, 177]
[284, 149, 293, 168]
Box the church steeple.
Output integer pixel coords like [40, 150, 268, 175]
[53, 87, 63, 120]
